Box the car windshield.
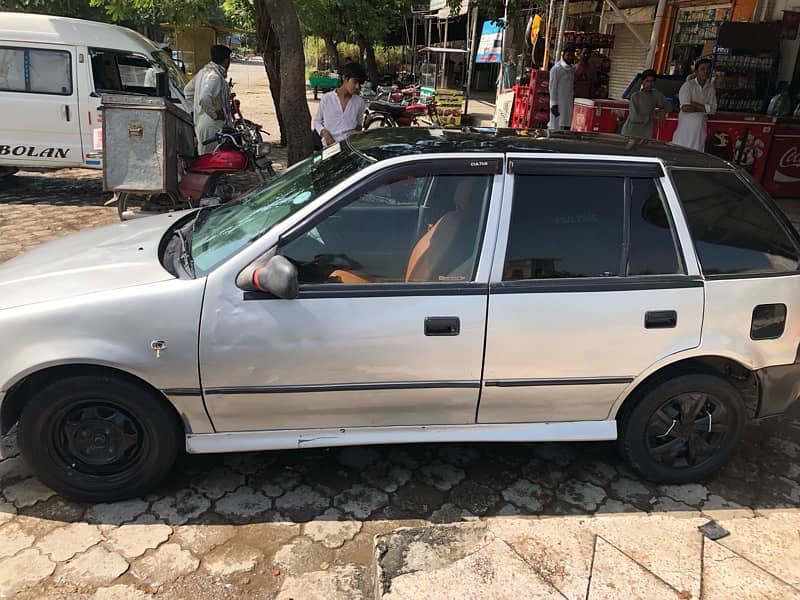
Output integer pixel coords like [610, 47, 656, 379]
[150, 50, 187, 90]
[191, 144, 370, 275]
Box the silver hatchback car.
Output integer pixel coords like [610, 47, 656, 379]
[2, 128, 799, 502]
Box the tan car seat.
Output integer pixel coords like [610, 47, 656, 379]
[330, 177, 484, 284]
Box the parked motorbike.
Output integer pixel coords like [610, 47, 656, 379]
[363, 98, 439, 129]
[115, 120, 275, 220]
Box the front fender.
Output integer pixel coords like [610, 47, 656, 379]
[0, 277, 212, 433]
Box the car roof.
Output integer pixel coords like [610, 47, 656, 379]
[346, 128, 732, 170]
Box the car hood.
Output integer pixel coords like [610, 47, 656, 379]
[0, 212, 188, 311]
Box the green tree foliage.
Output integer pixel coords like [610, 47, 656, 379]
[221, 0, 254, 31]
[88, 0, 227, 28]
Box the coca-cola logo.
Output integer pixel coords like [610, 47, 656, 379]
[778, 147, 800, 171]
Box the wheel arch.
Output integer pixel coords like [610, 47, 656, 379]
[1, 363, 188, 437]
[611, 354, 759, 425]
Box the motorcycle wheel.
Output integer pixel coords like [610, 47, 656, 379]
[116, 192, 188, 221]
[365, 115, 395, 129]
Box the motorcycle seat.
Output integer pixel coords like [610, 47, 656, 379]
[369, 101, 406, 116]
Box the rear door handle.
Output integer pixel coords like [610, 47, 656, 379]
[425, 316, 460, 336]
[645, 310, 677, 329]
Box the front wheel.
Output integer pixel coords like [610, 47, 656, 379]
[618, 374, 746, 484]
[18, 375, 183, 502]
[365, 114, 395, 129]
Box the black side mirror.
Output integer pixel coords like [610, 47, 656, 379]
[254, 255, 298, 299]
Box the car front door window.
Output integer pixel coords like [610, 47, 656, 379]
[280, 173, 493, 285]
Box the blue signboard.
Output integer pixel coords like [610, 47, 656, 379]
[475, 21, 503, 63]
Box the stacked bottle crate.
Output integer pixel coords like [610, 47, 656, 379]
[510, 70, 550, 129]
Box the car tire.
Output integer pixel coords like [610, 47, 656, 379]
[618, 374, 746, 484]
[18, 375, 183, 503]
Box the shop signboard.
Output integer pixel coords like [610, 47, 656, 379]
[476, 21, 503, 63]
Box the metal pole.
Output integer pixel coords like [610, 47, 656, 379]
[554, 0, 569, 61]
[496, 0, 509, 100]
[645, 0, 668, 69]
[464, 4, 479, 116]
[411, 13, 418, 78]
[544, 0, 556, 66]
[441, 17, 449, 87]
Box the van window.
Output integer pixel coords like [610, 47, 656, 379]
[90, 48, 159, 94]
[671, 170, 800, 276]
[0, 47, 72, 95]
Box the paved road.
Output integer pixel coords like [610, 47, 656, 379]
[0, 60, 798, 598]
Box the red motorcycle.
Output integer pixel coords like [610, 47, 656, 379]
[363, 98, 439, 129]
[116, 120, 275, 220]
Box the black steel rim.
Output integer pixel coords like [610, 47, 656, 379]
[645, 392, 730, 469]
[54, 401, 144, 477]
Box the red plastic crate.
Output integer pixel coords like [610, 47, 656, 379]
[511, 71, 550, 129]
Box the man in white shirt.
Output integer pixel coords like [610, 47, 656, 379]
[549, 45, 576, 130]
[313, 63, 367, 148]
[672, 58, 717, 152]
[184, 45, 232, 154]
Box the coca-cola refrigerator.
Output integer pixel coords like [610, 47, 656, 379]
[704, 113, 775, 182]
[654, 112, 775, 182]
[571, 99, 629, 133]
[762, 117, 800, 198]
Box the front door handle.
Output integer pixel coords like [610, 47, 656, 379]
[425, 316, 460, 336]
[65, 105, 71, 122]
[645, 310, 677, 329]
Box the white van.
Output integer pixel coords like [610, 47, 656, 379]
[0, 13, 191, 178]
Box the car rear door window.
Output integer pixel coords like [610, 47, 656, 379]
[503, 175, 624, 279]
[671, 170, 800, 276]
[503, 173, 682, 280]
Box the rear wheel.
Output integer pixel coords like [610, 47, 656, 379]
[618, 374, 746, 483]
[18, 375, 183, 502]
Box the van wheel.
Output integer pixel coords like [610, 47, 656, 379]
[17, 375, 183, 502]
[618, 374, 746, 484]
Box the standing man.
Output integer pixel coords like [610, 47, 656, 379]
[313, 62, 367, 148]
[573, 45, 599, 100]
[621, 69, 670, 138]
[672, 58, 716, 151]
[549, 45, 576, 130]
[184, 45, 232, 154]
[501, 55, 517, 89]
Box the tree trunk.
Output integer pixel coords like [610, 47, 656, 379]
[261, 0, 313, 165]
[262, 50, 286, 146]
[254, 1, 287, 146]
[323, 36, 339, 71]
[357, 37, 380, 85]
